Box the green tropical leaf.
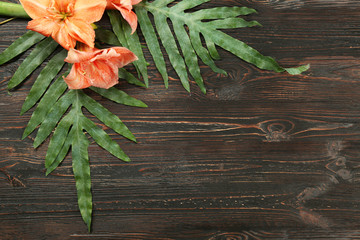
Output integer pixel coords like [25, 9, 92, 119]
[173, 20, 205, 93]
[153, 13, 190, 91]
[205, 18, 262, 29]
[285, 64, 311, 75]
[0, 30, 45, 65]
[125, 0, 308, 92]
[81, 90, 138, 142]
[71, 108, 92, 232]
[0, 0, 310, 232]
[22, 76, 68, 139]
[7, 37, 58, 89]
[108, 10, 149, 87]
[191, 6, 257, 19]
[33, 90, 74, 148]
[82, 116, 131, 162]
[118, 68, 146, 87]
[90, 86, 147, 108]
[189, 28, 226, 75]
[45, 111, 74, 169]
[136, 7, 168, 87]
[46, 127, 74, 176]
[204, 35, 220, 60]
[94, 25, 121, 46]
[119, 17, 149, 86]
[20, 49, 67, 114]
[24, 82, 145, 229]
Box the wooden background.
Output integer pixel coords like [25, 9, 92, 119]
[1, 0, 359, 239]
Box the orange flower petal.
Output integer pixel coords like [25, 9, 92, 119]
[119, 0, 133, 10]
[64, 46, 137, 89]
[119, 8, 138, 34]
[26, 17, 59, 37]
[21, 0, 105, 50]
[52, 0, 75, 13]
[106, 1, 116, 9]
[131, 0, 142, 5]
[73, 0, 107, 23]
[65, 48, 97, 63]
[85, 61, 119, 89]
[66, 18, 95, 48]
[101, 47, 138, 68]
[106, 0, 141, 33]
[52, 23, 77, 50]
[63, 63, 91, 89]
[19, 0, 50, 19]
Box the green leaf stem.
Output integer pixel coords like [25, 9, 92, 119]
[0, 2, 29, 18]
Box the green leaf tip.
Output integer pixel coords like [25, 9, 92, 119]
[71, 121, 93, 233]
[285, 64, 310, 75]
[90, 86, 148, 108]
[118, 68, 146, 87]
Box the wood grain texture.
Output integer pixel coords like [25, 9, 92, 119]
[1, 0, 360, 239]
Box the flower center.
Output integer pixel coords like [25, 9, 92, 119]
[47, 2, 74, 21]
[60, 12, 72, 20]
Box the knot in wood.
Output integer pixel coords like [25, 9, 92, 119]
[208, 232, 249, 240]
[260, 119, 295, 142]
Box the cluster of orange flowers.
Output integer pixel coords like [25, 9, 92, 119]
[19, 0, 141, 89]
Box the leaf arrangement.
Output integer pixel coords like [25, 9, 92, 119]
[0, 0, 309, 231]
[1, 32, 147, 230]
[108, 0, 309, 93]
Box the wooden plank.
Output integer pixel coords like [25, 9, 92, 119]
[0, 0, 359, 239]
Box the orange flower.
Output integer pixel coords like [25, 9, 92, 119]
[106, 0, 142, 34]
[64, 45, 138, 89]
[19, 0, 107, 50]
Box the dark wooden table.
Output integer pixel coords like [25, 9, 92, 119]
[1, 0, 359, 239]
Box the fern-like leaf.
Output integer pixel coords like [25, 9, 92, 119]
[22, 75, 68, 139]
[8, 37, 58, 89]
[0, 31, 45, 65]
[21, 49, 67, 114]
[27, 82, 146, 229]
[0, 25, 146, 231]
[136, 6, 169, 87]
[118, 68, 146, 87]
[114, 0, 309, 92]
[108, 10, 149, 87]
[0, 1, 310, 231]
